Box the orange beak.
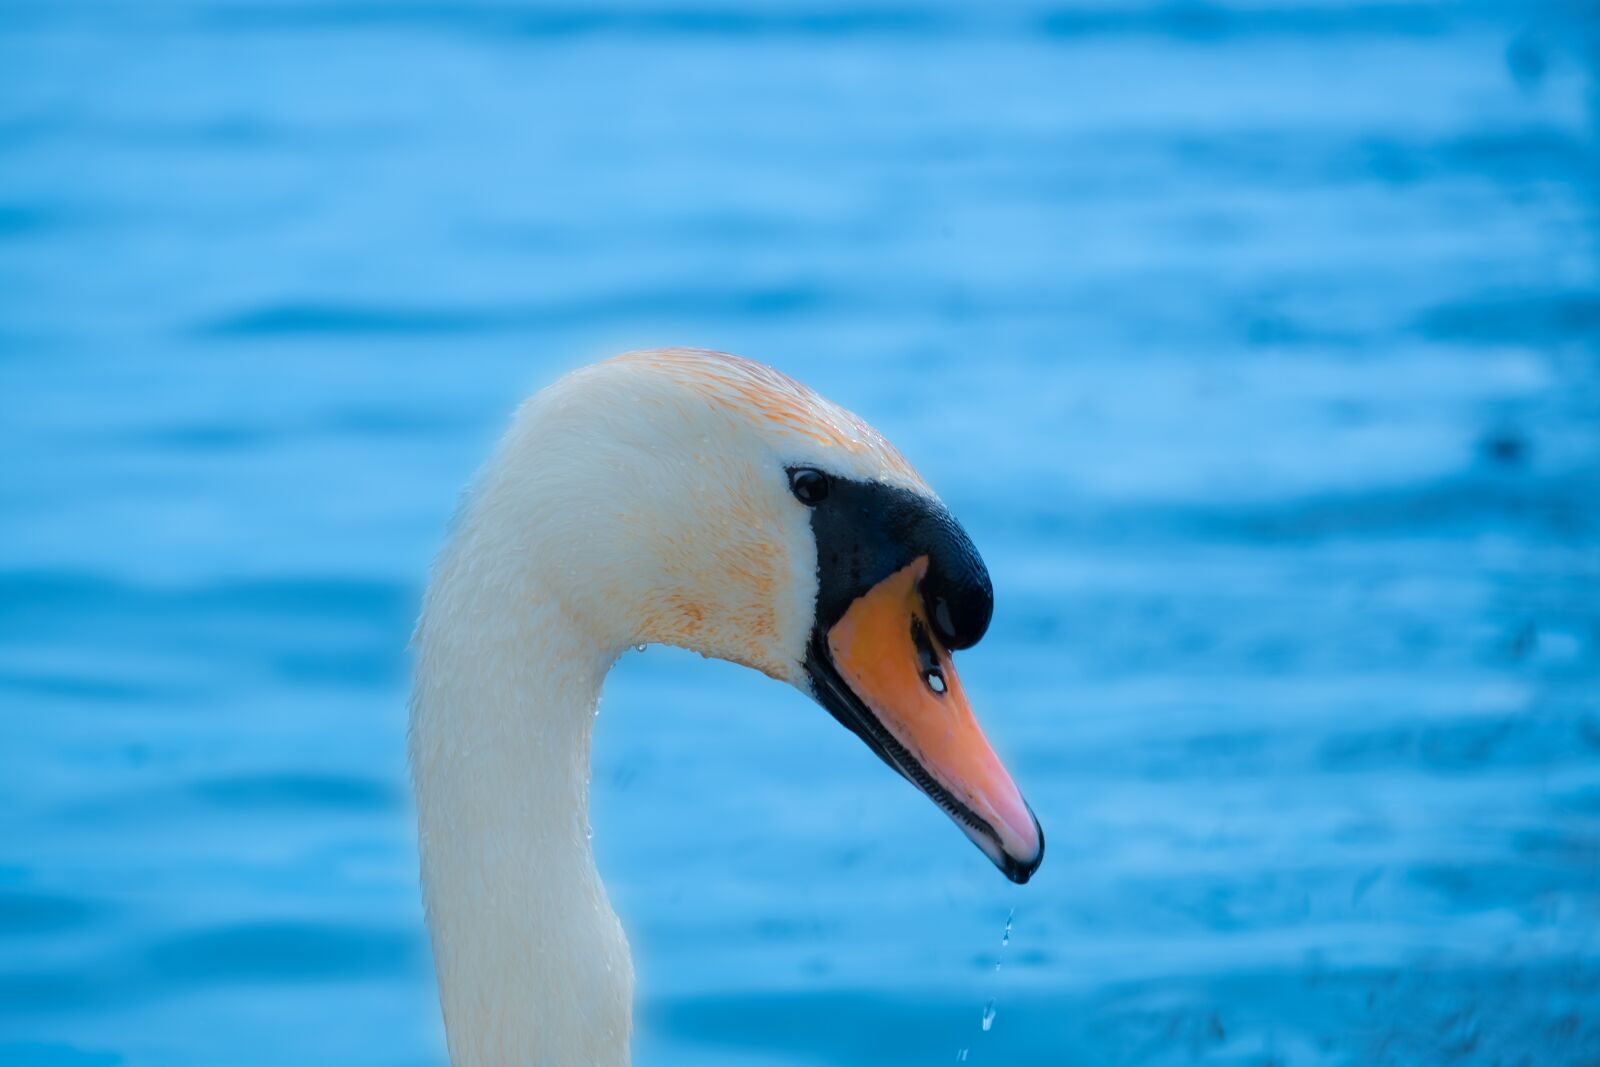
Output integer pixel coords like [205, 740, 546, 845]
[816, 557, 1042, 882]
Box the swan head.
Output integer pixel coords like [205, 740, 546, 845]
[493, 348, 1043, 883]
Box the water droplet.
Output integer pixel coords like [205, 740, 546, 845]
[634, 644, 647, 653]
[1002, 908, 1013, 947]
[981, 999, 996, 1032]
[955, 1050, 968, 1062]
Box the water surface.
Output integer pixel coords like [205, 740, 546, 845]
[2, 1, 1598, 1064]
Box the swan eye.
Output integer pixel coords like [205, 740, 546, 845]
[788, 468, 830, 506]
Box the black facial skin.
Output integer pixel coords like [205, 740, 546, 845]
[789, 468, 1043, 885]
[791, 471, 993, 647]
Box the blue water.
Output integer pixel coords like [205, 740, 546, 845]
[3, 1, 1599, 1063]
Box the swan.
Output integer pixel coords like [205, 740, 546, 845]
[410, 348, 1043, 1065]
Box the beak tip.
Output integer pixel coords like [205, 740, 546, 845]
[997, 811, 1044, 885]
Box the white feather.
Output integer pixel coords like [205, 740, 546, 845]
[409, 350, 928, 1065]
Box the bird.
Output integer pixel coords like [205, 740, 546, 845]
[409, 348, 1042, 1065]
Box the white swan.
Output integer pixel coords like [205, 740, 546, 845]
[410, 349, 1042, 1065]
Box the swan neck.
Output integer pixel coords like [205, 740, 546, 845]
[411, 540, 633, 1066]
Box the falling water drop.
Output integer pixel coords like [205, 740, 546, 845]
[959, 909, 1015, 1061]
[635, 644, 647, 653]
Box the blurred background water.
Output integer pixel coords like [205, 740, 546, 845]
[3, 0, 1600, 1064]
